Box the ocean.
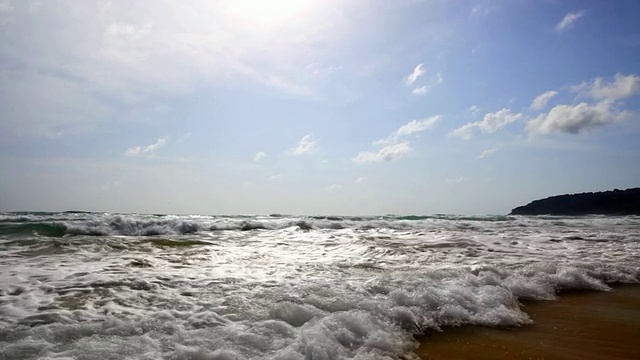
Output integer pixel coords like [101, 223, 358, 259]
[0, 212, 638, 359]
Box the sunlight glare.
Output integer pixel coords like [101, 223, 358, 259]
[225, 0, 316, 26]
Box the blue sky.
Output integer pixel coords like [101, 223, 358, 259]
[1, 0, 639, 215]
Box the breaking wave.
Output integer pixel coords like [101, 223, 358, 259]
[0, 212, 523, 237]
[0, 211, 639, 359]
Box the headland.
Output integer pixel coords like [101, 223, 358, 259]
[510, 188, 640, 215]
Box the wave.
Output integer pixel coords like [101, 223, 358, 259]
[0, 262, 637, 359]
[0, 218, 484, 237]
[0, 212, 639, 358]
[0, 223, 67, 237]
[0, 218, 316, 237]
[1, 212, 638, 238]
[391, 214, 511, 221]
[0, 219, 203, 237]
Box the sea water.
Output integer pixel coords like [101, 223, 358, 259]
[0, 212, 638, 359]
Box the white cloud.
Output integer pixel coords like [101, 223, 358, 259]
[357, 115, 438, 163]
[142, 137, 168, 154]
[556, 10, 585, 32]
[327, 184, 342, 191]
[471, 3, 498, 16]
[473, 109, 522, 132]
[397, 115, 441, 137]
[124, 147, 142, 157]
[253, 151, 267, 162]
[530, 90, 558, 110]
[527, 102, 625, 135]
[268, 174, 284, 181]
[410, 72, 442, 95]
[353, 142, 411, 163]
[405, 64, 425, 85]
[125, 136, 169, 157]
[412, 86, 427, 95]
[528, 74, 640, 135]
[451, 125, 481, 140]
[375, 115, 441, 145]
[450, 109, 522, 140]
[287, 134, 318, 155]
[447, 177, 468, 184]
[577, 73, 640, 102]
[306, 63, 342, 77]
[356, 177, 367, 183]
[479, 147, 498, 159]
[264, 74, 314, 96]
[106, 22, 138, 37]
[467, 105, 480, 115]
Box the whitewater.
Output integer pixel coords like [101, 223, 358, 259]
[1, 212, 639, 359]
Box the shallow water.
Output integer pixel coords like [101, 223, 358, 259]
[417, 285, 640, 360]
[0, 212, 639, 359]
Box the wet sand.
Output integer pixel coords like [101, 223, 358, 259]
[416, 285, 640, 360]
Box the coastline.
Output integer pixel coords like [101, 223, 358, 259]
[415, 284, 640, 360]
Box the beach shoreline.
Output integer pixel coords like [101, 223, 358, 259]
[415, 284, 640, 360]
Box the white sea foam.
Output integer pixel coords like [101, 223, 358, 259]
[0, 213, 639, 359]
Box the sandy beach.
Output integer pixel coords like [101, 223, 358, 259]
[416, 285, 640, 360]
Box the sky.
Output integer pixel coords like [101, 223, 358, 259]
[1, 0, 639, 215]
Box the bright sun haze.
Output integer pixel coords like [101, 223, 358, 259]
[225, 0, 316, 24]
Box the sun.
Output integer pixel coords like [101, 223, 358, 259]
[224, 0, 316, 26]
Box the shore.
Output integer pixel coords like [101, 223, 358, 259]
[416, 284, 640, 360]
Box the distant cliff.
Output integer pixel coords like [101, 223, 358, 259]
[510, 188, 640, 215]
